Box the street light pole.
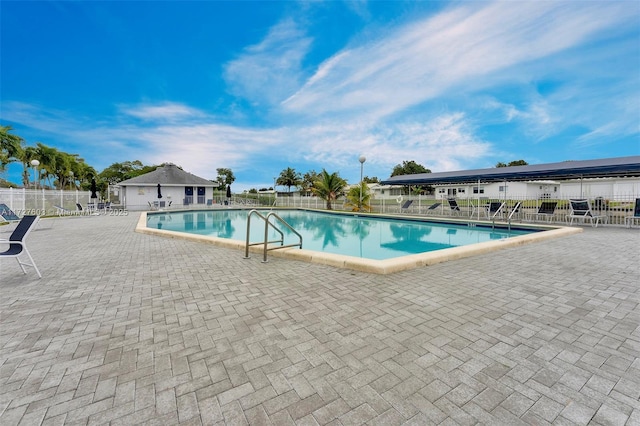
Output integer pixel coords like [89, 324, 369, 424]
[30, 159, 40, 210]
[30, 159, 40, 189]
[359, 155, 366, 211]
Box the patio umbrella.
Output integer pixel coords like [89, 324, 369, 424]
[226, 185, 231, 199]
[157, 183, 163, 199]
[90, 178, 98, 199]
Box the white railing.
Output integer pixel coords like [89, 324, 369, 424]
[0, 188, 94, 216]
[270, 193, 639, 227]
[3, 188, 637, 226]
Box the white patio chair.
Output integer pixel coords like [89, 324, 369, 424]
[0, 215, 41, 278]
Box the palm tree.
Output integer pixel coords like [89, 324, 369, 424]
[19, 146, 38, 187]
[344, 182, 372, 212]
[277, 167, 302, 192]
[0, 126, 24, 174]
[53, 151, 80, 189]
[312, 169, 346, 210]
[300, 170, 318, 197]
[35, 143, 59, 188]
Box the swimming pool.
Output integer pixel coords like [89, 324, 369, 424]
[139, 208, 581, 274]
[147, 209, 534, 259]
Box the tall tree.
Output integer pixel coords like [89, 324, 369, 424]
[300, 170, 318, 196]
[99, 160, 150, 185]
[496, 160, 528, 167]
[216, 168, 236, 190]
[20, 146, 38, 187]
[0, 126, 24, 174]
[391, 160, 432, 195]
[312, 169, 346, 210]
[390, 160, 431, 177]
[277, 167, 302, 192]
[34, 143, 59, 188]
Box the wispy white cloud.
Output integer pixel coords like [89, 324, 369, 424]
[343, 0, 370, 21]
[223, 18, 312, 106]
[120, 102, 204, 121]
[3, 98, 488, 183]
[282, 1, 634, 121]
[283, 112, 489, 174]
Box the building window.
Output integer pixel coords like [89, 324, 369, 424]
[458, 188, 465, 193]
[499, 186, 508, 192]
[473, 187, 484, 194]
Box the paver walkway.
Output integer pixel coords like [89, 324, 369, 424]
[1, 214, 639, 425]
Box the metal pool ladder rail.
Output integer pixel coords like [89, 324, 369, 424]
[244, 210, 302, 262]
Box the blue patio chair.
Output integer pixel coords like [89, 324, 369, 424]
[0, 215, 41, 278]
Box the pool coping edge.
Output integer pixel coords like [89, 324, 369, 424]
[136, 211, 583, 275]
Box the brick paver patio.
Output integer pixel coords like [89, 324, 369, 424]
[1, 213, 638, 425]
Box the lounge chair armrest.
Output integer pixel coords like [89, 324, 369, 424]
[0, 239, 24, 245]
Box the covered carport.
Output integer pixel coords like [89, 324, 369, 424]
[381, 156, 640, 221]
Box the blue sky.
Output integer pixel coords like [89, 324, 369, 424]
[2, 1, 639, 192]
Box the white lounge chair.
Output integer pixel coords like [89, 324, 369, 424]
[400, 200, 413, 213]
[0, 215, 41, 278]
[424, 202, 442, 215]
[528, 201, 558, 222]
[447, 198, 462, 216]
[567, 199, 608, 227]
[0, 203, 20, 223]
[508, 202, 523, 221]
[486, 202, 506, 219]
[625, 198, 640, 228]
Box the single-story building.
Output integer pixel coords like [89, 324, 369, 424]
[118, 163, 219, 210]
[367, 183, 404, 199]
[381, 156, 640, 202]
[432, 180, 560, 200]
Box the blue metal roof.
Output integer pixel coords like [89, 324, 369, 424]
[381, 156, 640, 185]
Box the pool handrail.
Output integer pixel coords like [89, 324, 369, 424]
[244, 209, 303, 262]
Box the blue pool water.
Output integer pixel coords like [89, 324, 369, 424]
[146, 209, 536, 261]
